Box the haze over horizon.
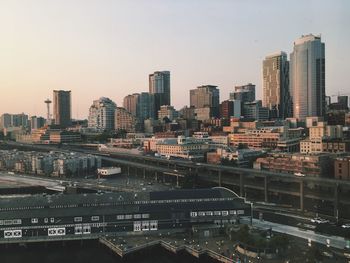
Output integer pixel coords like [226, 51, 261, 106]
[1, 0, 349, 119]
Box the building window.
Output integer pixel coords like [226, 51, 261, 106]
[125, 214, 132, 220]
[133, 222, 141, 232]
[150, 220, 158, 230]
[31, 218, 38, 224]
[91, 216, 100, 221]
[117, 215, 125, 220]
[50, 218, 55, 223]
[44, 218, 48, 223]
[190, 212, 197, 217]
[74, 217, 82, 222]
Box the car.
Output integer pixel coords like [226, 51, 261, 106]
[341, 223, 350, 228]
[294, 172, 305, 177]
[311, 217, 329, 224]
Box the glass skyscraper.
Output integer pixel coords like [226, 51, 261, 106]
[290, 34, 325, 120]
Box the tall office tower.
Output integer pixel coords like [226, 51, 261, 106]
[53, 90, 71, 128]
[337, 96, 349, 109]
[123, 93, 139, 116]
[30, 116, 45, 130]
[149, 71, 171, 106]
[220, 100, 234, 119]
[290, 34, 325, 120]
[229, 83, 255, 103]
[0, 114, 12, 129]
[88, 97, 117, 131]
[263, 51, 291, 119]
[136, 92, 155, 123]
[190, 85, 220, 117]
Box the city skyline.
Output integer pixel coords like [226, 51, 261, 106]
[1, 1, 349, 119]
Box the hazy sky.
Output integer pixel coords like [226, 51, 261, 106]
[1, 0, 349, 119]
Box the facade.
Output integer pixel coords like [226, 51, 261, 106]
[53, 90, 71, 128]
[149, 71, 171, 107]
[136, 92, 155, 123]
[229, 83, 255, 103]
[243, 100, 269, 121]
[290, 34, 325, 120]
[220, 100, 234, 119]
[254, 153, 332, 177]
[49, 131, 81, 143]
[190, 85, 220, 118]
[88, 97, 117, 131]
[262, 51, 291, 119]
[123, 93, 139, 116]
[194, 107, 212, 121]
[30, 116, 46, 130]
[229, 127, 300, 152]
[334, 157, 350, 180]
[0, 113, 29, 130]
[158, 105, 177, 122]
[0, 188, 251, 241]
[115, 107, 136, 132]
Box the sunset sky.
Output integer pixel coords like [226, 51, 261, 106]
[1, 0, 349, 119]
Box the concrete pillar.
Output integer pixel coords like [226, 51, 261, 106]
[176, 175, 179, 187]
[240, 173, 244, 197]
[264, 176, 268, 203]
[218, 170, 222, 187]
[300, 180, 304, 211]
[334, 183, 339, 221]
[127, 166, 130, 176]
[143, 168, 146, 179]
[155, 171, 158, 181]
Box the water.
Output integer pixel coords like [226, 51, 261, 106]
[0, 240, 218, 263]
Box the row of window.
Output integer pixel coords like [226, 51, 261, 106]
[116, 213, 149, 220]
[190, 209, 244, 218]
[133, 220, 158, 231]
[0, 219, 22, 226]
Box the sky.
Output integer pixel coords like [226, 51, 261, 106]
[0, 0, 349, 119]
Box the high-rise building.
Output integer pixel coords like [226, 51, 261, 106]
[30, 116, 46, 130]
[53, 90, 71, 128]
[149, 71, 171, 107]
[88, 97, 117, 131]
[290, 34, 325, 120]
[190, 85, 220, 117]
[123, 93, 139, 116]
[243, 100, 269, 121]
[0, 114, 12, 130]
[263, 51, 291, 119]
[220, 100, 234, 119]
[115, 107, 136, 132]
[229, 83, 255, 103]
[337, 96, 349, 110]
[136, 92, 155, 123]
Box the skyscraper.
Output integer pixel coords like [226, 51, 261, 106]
[123, 93, 139, 116]
[136, 92, 155, 123]
[190, 85, 220, 117]
[53, 90, 71, 127]
[263, 51, 291, 119]
[149, 71, 171, 106]
[88, 97, 117, 131]
[229, 83, 255, 103]
[290, 34, 325, 120]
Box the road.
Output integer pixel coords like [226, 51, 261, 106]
[247, 218, 348, 250]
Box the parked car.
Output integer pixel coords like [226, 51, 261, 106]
[311, 217, 329, 224]
[341, 223, 350, 228]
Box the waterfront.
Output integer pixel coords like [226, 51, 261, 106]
[0, 240, 217, 263]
